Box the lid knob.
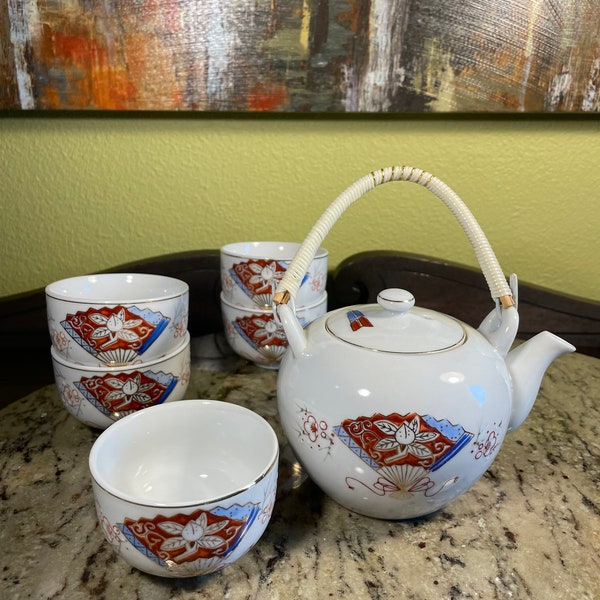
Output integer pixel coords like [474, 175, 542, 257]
[377, 289, 415, 313]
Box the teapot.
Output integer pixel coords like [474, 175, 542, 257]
[273, 166, 575, 520]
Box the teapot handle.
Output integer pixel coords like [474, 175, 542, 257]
[273, 166, 514, 309]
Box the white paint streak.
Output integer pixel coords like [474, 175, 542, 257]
[359, 0, 393, 111]
[519, 0, 542, 112]
[341, 63, 358, 110]
[206, 1, 239, 102]
[582, 58, 600, 111]
[7, 0, 37, 109]
[547, 68, 573, 110]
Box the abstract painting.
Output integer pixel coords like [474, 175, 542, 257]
[1, 0, 598, 112]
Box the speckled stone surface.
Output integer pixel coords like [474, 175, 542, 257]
[1, 334, 598, 600]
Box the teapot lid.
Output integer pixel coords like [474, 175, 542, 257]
[325, 289, 466, 353]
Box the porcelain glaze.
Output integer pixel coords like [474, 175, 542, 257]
[52, 331, 191, 429]
[276, 290, 575, 519]
[89, 400, 279, 577]
[46, 273, 189, 366]
[220, 241, 327, 309]
[221, 292, 327, 369]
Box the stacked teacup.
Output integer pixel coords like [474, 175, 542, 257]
[220, 241, 328, 368]
[46, 273, 191, 429]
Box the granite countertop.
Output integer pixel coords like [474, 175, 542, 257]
[1, 334, 598, 600]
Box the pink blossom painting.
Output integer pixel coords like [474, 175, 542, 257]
[1, 1, 598, 112]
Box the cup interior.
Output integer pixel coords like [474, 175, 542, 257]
[221, 241, 327, 261]
[46, 273, 189, 303]
[89, 400, 278, 506]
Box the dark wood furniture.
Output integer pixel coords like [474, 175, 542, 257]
[1, 250, 598, 409]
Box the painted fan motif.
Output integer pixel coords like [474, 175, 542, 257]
[230, 259, 307, 307]
[232, 313, 307, 360]
[346, 310, 374, 331]
[334, 412, 473, 493]
[61, 305, 170, 363]
[118, 504, 259, 573]
[75, 370, 177, 417]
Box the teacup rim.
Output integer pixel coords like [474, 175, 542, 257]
[220, 291, 327, 312]
[45, 273, 189, 303]
[221, 241, 328, 261]
[88, 399, 279, 508]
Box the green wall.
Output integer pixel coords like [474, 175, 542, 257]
[1, 115, 599, 301]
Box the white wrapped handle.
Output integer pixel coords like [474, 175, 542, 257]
[273, 166, 514, 308]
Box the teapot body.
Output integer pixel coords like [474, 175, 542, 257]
[273, 167, 575, 519]
[277, 307, 513, 519]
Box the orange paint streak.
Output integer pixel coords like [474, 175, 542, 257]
[35, 22, 136, 109]
[246, 81, 290, 111]
[92, 64, 138, 110]
[52, 30, 96, 64]
[337, 0, 362, 33]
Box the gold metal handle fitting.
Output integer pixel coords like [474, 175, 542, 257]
[500, 295, 515, 309]
[273, 290, 291, 305]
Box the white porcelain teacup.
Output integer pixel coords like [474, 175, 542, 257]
[220, 292, 328, 369]
[46, 273, 189, 366]
[52, 332, 191, 429]
[220, 241, 327, 309]
[89, 399, 279, 578]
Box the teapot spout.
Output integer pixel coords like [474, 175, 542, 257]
[274, 302, 308, 358]
[505, 332, 575, 432]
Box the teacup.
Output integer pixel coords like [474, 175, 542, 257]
[46, 273, 189, 366]
[52, 332, 191, 429]
[89, 399, 279, 578]
[220, 241, 327, 308]
[220, 292, 328, 369]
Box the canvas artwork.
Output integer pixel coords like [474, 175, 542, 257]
[1, 0, 598, 113]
